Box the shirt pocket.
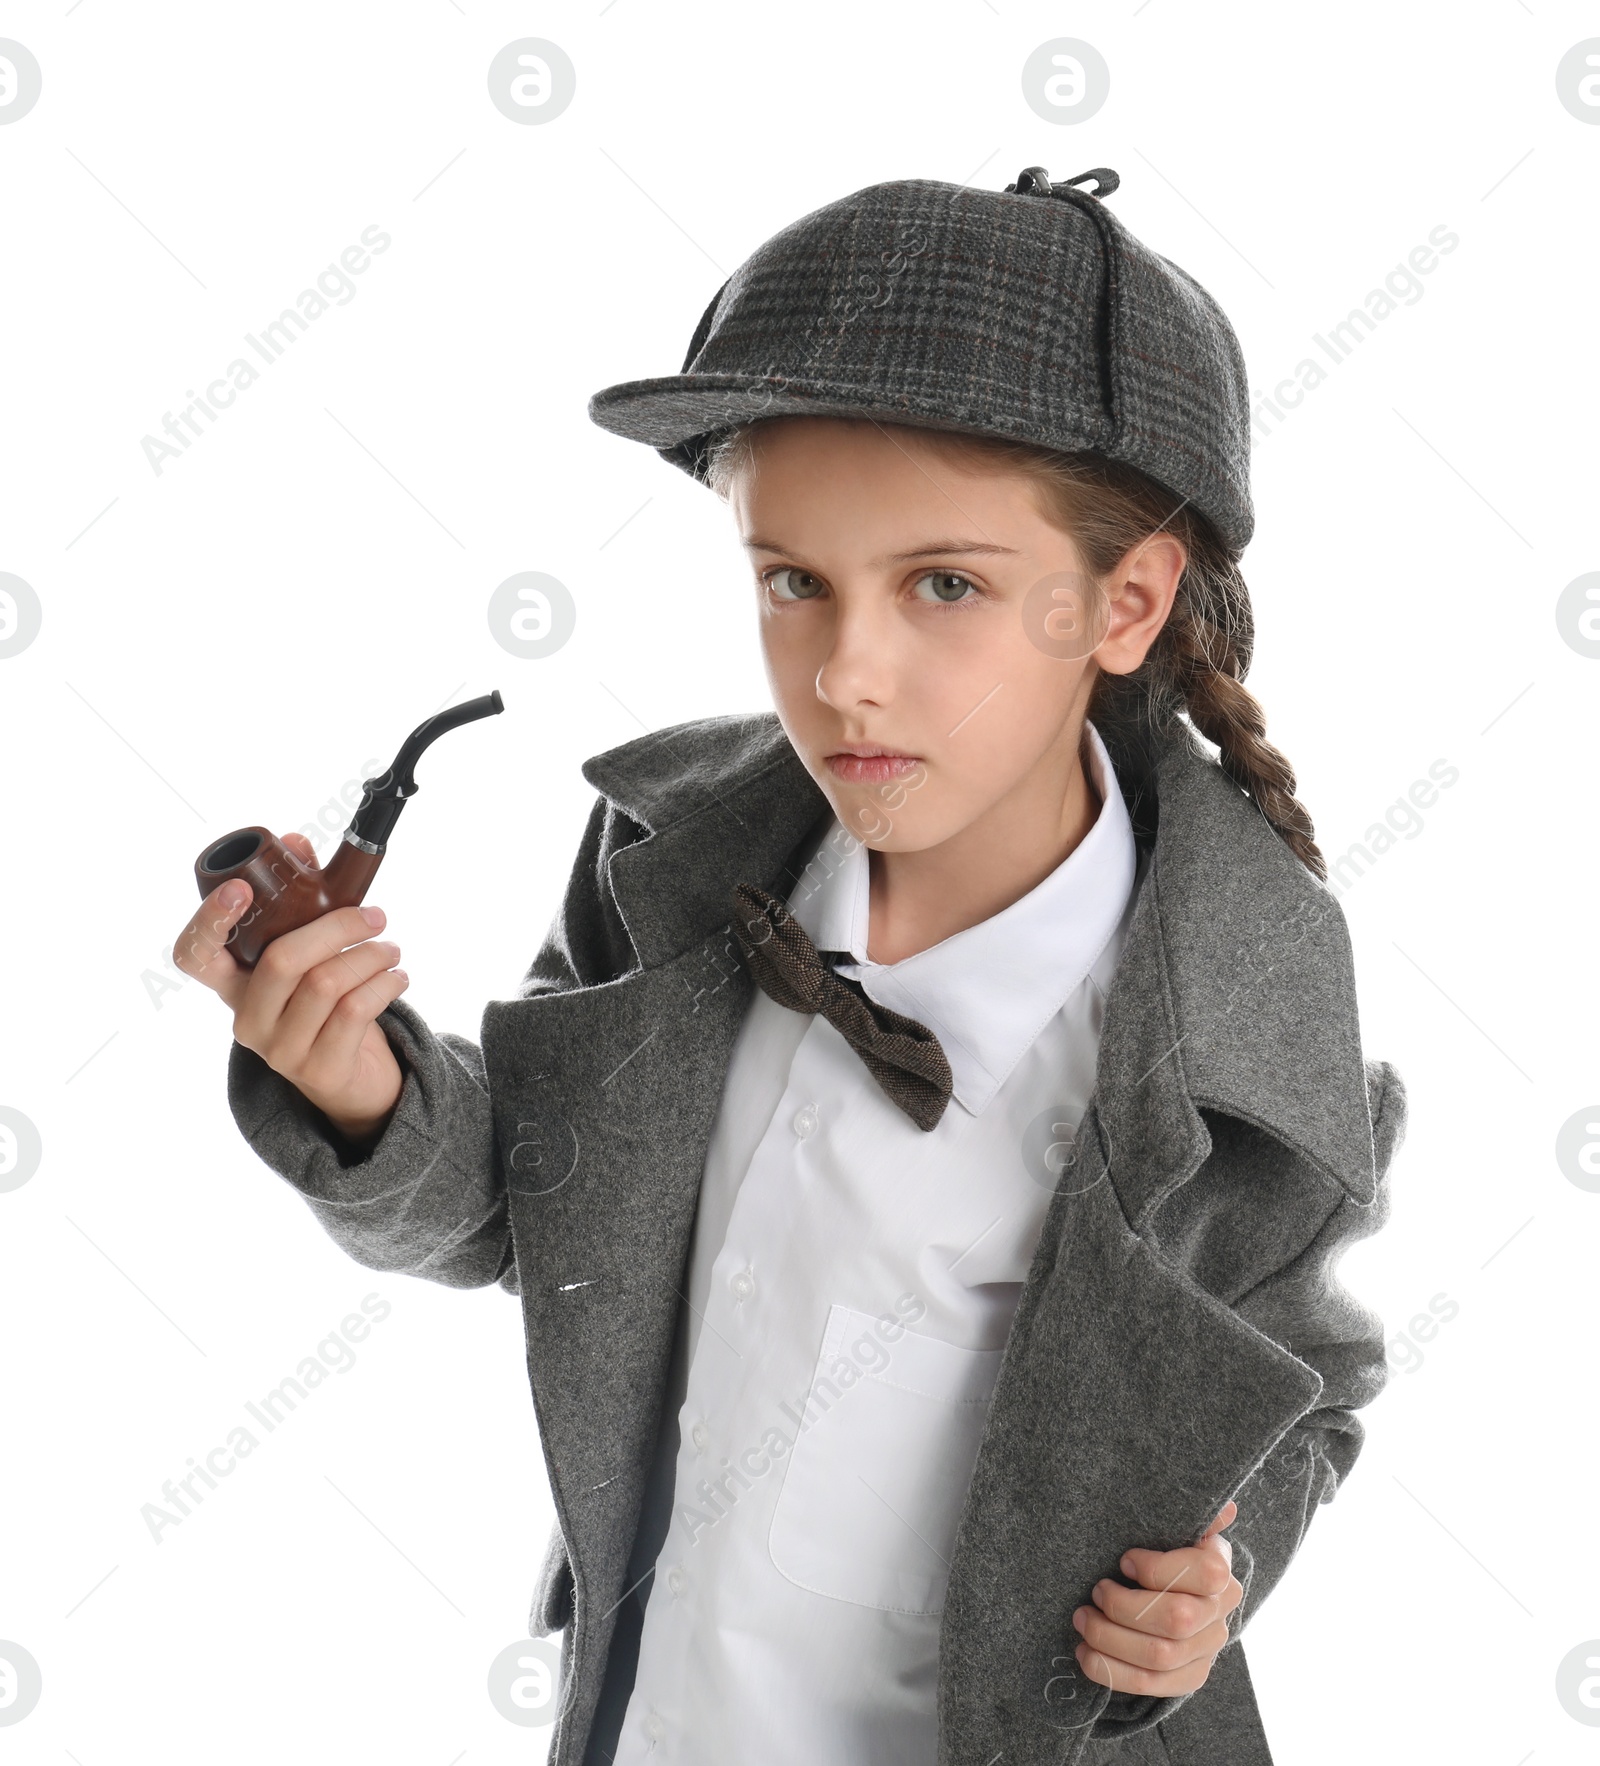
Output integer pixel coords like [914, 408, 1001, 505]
[766, 1302, 1004, 1615]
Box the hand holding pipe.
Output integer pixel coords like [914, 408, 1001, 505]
[193, 690, 504, 970]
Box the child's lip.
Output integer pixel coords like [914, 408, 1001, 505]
[825, 749, 924, 783]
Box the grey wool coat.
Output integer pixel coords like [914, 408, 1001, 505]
[226, 709, 1407, 1766]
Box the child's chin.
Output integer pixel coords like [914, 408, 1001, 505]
[826, 796, 956, 855]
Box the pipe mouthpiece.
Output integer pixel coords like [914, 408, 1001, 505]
[347, 689, 505, 849]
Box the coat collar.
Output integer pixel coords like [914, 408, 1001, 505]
[579, 711, 1378, 1212]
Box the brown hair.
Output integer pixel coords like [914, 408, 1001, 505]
[705, 418, 1326, 881]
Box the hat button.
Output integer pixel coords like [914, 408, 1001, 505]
[1007, 165, 1053, 196]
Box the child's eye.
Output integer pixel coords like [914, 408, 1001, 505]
[765, 567, 827, 601]
[912, 569, 980, 605]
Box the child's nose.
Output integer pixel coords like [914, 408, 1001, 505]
[813, 598, 899, 710]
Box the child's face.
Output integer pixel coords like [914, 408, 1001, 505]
[729, 417, 1183, 853]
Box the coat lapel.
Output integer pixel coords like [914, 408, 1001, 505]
[1093, 729, 1379, 1228]
[939, 730, 1381, 1762]
[478, 710, 1380, 1764]
[479, 716, 831, 1756]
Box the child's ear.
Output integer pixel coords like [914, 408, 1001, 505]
[1094, 532, 1186, 676]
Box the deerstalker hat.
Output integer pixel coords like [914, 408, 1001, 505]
[587, 166, 1256, 553]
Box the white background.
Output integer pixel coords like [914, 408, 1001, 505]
[1, 2, 1596, 1761]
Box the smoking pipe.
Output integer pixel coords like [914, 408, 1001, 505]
[193, 690, 504, 970]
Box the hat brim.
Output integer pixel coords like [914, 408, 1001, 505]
[587, 373, 1094, 480]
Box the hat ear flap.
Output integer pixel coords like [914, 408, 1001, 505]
[657, 430, 718, 483]
[680, 276, 732, 372]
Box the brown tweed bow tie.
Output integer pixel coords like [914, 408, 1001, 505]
[728, 880, 954, 1132]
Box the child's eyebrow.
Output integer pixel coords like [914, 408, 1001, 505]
[741, 537, 1020, 563]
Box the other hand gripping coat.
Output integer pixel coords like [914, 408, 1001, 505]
[226, 711, 1407, 1766]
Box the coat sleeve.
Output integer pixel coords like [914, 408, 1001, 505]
[1089, 1056, 1408, 1740]
[226, 997, 517, 1292]
[224, 792, 642, 1297]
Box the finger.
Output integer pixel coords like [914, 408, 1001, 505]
[1200, 1499, 1237, 1539]
[233, 905, 388, 1050]
[273, 938, 406, 1074]
[281, 829, 322, 870]
[1087, 1574, 1222, 1640]
[303, 964, 411, 1092]
[1074, 1602, 1230, 1673]
[171, 880, 255, 1004]
[1073, 1624, 1226, 1697]
[1119, 1540, 1235, 1601]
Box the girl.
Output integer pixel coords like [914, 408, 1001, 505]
[176, 165, 1405, 1765]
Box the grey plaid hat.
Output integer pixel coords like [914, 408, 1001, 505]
[587, 166, 1256, 553]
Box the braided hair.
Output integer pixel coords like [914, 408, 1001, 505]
[706, 420, 1326, 882]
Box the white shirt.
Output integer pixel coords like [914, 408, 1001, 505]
[612, 721, 1141, 1765]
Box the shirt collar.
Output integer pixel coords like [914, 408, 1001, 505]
[784, 720, 1140, 1116]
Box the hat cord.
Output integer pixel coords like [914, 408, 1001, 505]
[1006, 165, 1121, 201]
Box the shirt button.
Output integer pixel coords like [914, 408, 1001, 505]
[690, 1420, 709, 1453]
[792, 1102, 819, 1139]
[666, 1564, 688, 1597]
[644, 1709, 666, 1742]
[729, 1267, 756, 1302]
